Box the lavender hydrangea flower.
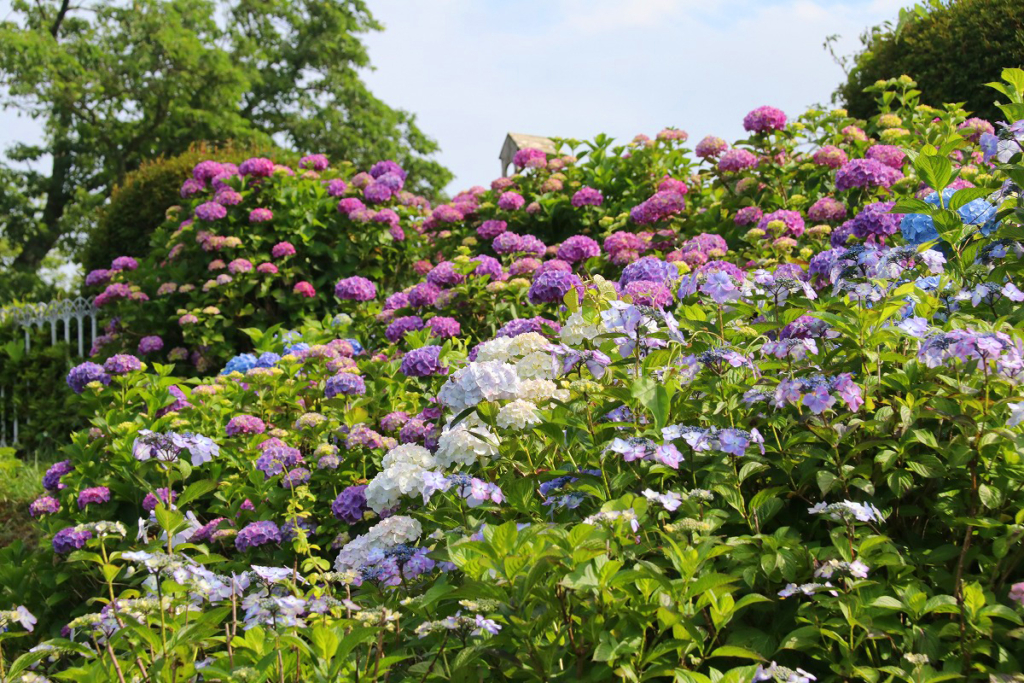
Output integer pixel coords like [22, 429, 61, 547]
[557, 235, 601, 263]
[850, 201, 900, 240]
[408, 282, 442, 308]
[477, 219, 507, 239]
[195, 201, 227, 221]
[620, 256, 678, 286]
[138, 336, 164, 355]
[733, 206, 763, 226]
[471, 255, 504, 279]
[77, 486, 111, 509]
[30, 496, 60, 517]
[757, 209, 805, 237]
[426, 316, 461, 339]
[835, 159, 902, 191]
[695, 135, 727, 158]
[717, 149, 758, 172]
[400, 345, 445, 377]
[111, 256, 138, 271]
[380, 411, 410, 433]
[807, 197, 847, 222]
[281, 467, 312, 489]
[498, 191, 525, 211]
[386, 316, 425, 343]
[427, 262, 465, 288]
[571, 187, 603, 207]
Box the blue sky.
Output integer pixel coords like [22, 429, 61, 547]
[0, 0, 911, 194]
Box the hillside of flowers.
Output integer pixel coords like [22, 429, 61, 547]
[3, 71, 1024, 682]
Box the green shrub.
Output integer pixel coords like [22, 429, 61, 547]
[836, 0, 1024, 122]
[81, 142, 297, 275]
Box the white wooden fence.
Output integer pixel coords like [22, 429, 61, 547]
[0, 297, 98, 447]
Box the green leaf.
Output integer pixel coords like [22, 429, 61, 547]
[948, 187, 991, 211]
[178, 479, 218, 507]
[708, 646, 764, 661]
[915, 154, 955, 194]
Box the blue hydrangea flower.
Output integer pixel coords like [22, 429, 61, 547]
[221, 353, 258, 375]
[900, 188, 999, 246]
[255, 352, 281, 368]
[345, 338, 363, 355]
[283, 342, 310, 356]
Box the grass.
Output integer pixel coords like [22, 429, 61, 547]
[0, 448, 45, 548]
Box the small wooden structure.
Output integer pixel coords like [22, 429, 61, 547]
[499, 133, 557, 177]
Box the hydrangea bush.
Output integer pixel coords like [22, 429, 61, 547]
[3, 72, 1024, 682]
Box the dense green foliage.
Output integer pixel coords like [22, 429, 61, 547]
[0, 0, 451, 303]
[3, 73, 1024, 682]
[836, 0, 1024, 122]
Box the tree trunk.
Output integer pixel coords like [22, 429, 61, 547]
[12, 113, 72, 271]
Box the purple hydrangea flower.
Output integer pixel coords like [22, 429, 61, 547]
[66, 362, 110, 394]
[338, 197, 366, 215]
[386, 316, 424, 343]
[334, 277, 377, 301]
[812, 145, 848, 168]
[427, 262, 465, 288]
[249, 208, 273, 223]
[281, 467, 311, 489]
[195, 201, 227, 221]
[42, 460, 73, 492]
[571, 187, 603, 207]
[325, 373, 366, 398]
[30, 496, 60, 517]
[498, 191, 525, 211]
[620, 256, 678, 286]
[53, 526, 92, 554]
[364, 182, 393, 203]
[471, 255, 504, 279]
[239, 157, 275, 177]
[807, 197, 847, 222]
[235, 520, 281, 551]
[477, 220, 507, 240]
[111, 256, 138, 271]
[84, 269, 112, 287]
[138, 336, 164, 355]
[408, 282, 442, 308]
[557, 235, 601, 263]
[835, 159, 902, 191]
[695, 135, 728, 158]
[757, 209, 805, 237]
[400, 345, 445, 377]
[496, 316, 560, 338]
[77, 486, 111, 509]
[733, 206, 763, 226]
[426, 316, 461, 339]
[381, 411, 410, 433]
[332, 485, 367, 524]
[370, 160, 406, 180]
[103, 354, 143, 375]
[718, 149, 759, 173]
[143, 488, 177, 512]
[528, 271, 583, 304]
[743, 106, 787, 133]
[624, 281, 673, 307]
[630, 190, 686, 224]
[299, 154, 329, 171]
[850, 201, 900, 240]
[865, 145, 906, 170]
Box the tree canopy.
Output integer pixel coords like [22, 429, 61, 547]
[0, 0, 451, 302]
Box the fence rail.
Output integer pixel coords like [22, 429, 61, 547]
[0, 297, 98, 447]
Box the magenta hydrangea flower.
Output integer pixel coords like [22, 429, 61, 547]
[807, 197, 847, 222]
[271, 242, 296, 259]
[228, 258, 253, 274]
[334, 276, 377, 301]
[299, 154, 329, 171]
[513, 148, 547, 169]
[718, 149, 759, 173]
[518, 234, 547, 257]
[528, 271, 583, 304]
[695, 135, 728, 158]
[757, 209, 806, 237]
[958, 117, 995, 142]
[509, 257, 541, 276]
[226, 415, 266, 436]
[535, 259, 572, 279]
[408, 282, 441, 308]
[256, 262, 278, 274]
[239, 157, 275, 178]
[293, 281, 316, 298]
[326, 178, 348, 196]
[364, 182, 393, 203]
[400, 345, 445, 377]
[733, 206, 763, 226]
[326, 372, 366, 398]
[373, 208, 400, 229]
[571, 187, 603, 208]
[812, 145, 848, 168]
[332, 485, 367, 524]
[380, 411, 410, 433]
[477, 219, 507, 240]
[384, 291, 410, 311]
[493, 232, 524, 255]
[249, 208, 273, 223]
[142, 488, 177, 512]
[29, 496, 60, 517]
[865, 145, 906, 170]
[624, 280, 673, 307]
[193, 160, 225, 183]
[835, 159, 903, 191]
[743, 106, 787, 133]
[426, 316, 461, 339]
[138, 336, 164, 355]
[370, 160, 407, 180]
[67, 362, 110, 394]
[111, 256, 138, 271]
[338, 197, 366, 215]
[630, 190, 686, 224]
[53, 526, 92, 554]
[556, 235, 600, 263]
[215, 189, 243, 206]
[104, 354, 142, 375]
[471, 255, 504, 279]
[195, 201, 227, 221]
[657, 128, 688, 141]
[498, 191, 525, 211]
[431, 204, 463, 223]
[235, 520, 281, 551]
[77, 486, 111, 509]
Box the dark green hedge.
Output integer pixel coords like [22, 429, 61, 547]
[837, 0, 1024, 122]
[81, 141, 296, 275]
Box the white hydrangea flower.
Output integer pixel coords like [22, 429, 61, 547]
[381, 443, 435, 469]
[496, 399, 541, 431]
[506, 332, 551, 357]
[560, 311, 602, 347]
[473, 337, 515, 363]
[434, 423, 500, 468]
[516, 351, 556, 380]
[438, 361, 520, 412]
[334, 516, 422, 572]
[518, 378, 569, 404]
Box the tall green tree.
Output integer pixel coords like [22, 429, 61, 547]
[0, 0, 451, 302]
